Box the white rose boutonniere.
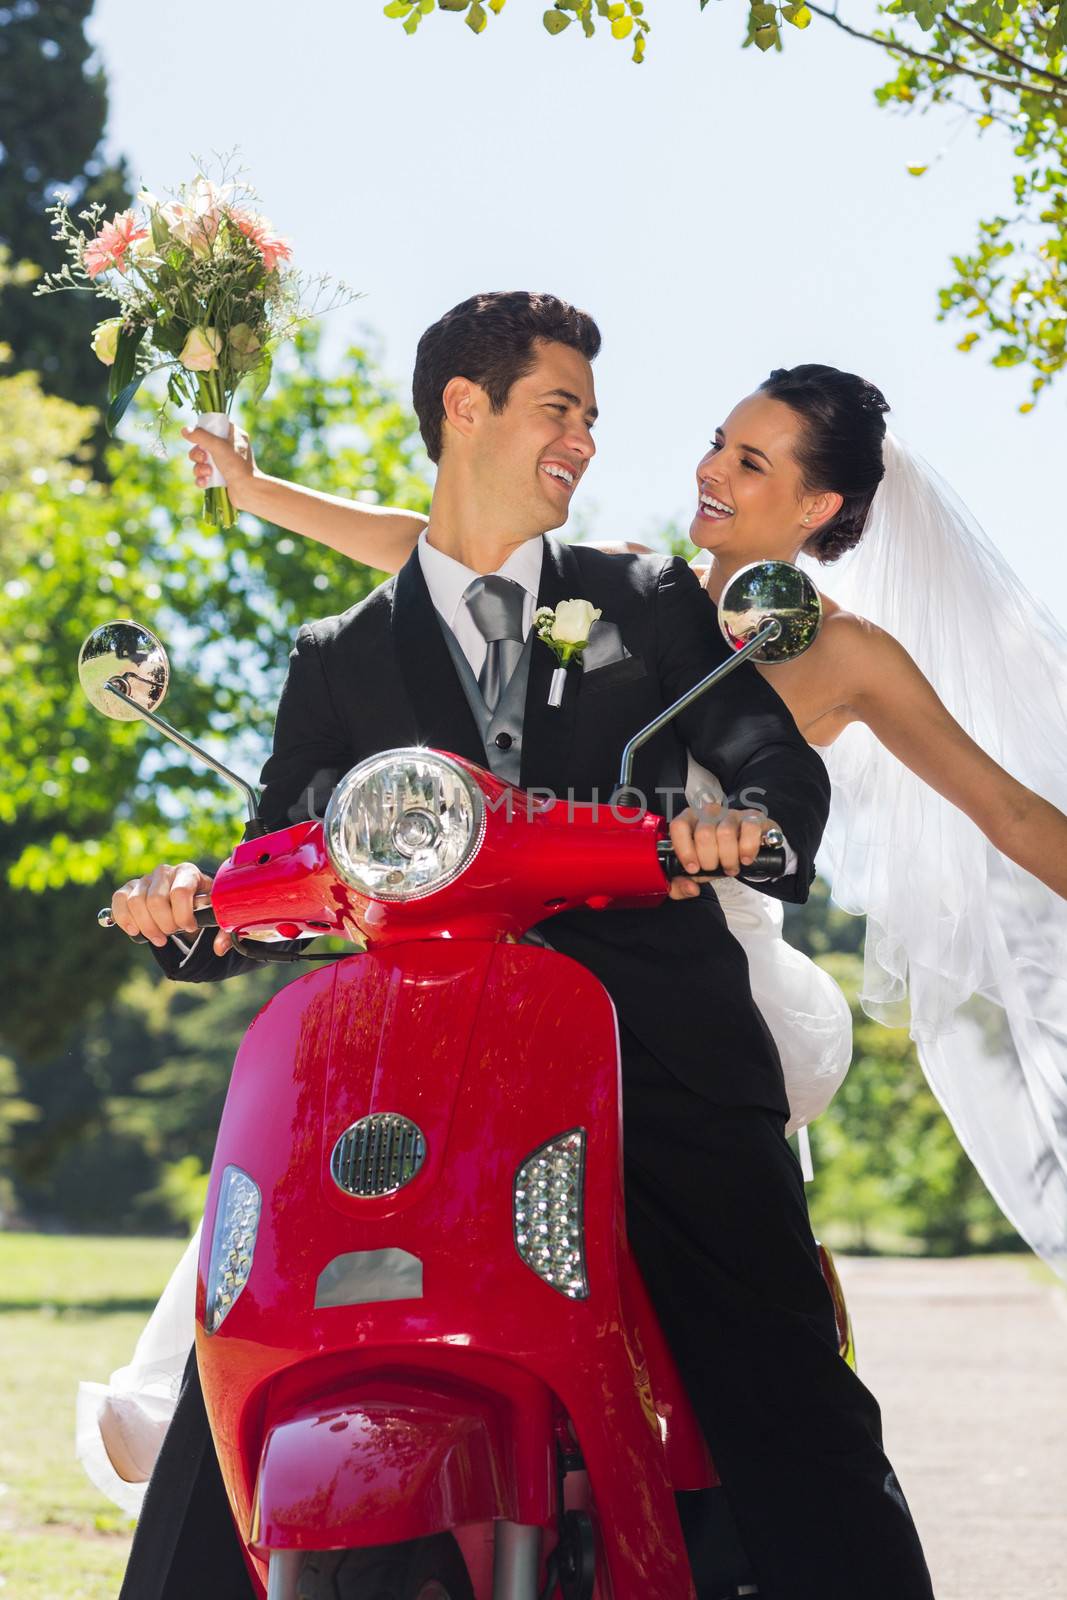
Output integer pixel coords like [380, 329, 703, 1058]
[534, 598, 603, 707]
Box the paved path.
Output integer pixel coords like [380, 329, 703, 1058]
[835, 1256, 1067, 1600]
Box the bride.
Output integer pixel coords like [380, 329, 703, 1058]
[78, 360, 1067, 1513]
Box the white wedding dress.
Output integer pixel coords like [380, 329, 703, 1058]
[686, 755, 854, 1139]
[76, 1225, 201, 1515]
[75, 752, 854, 1514]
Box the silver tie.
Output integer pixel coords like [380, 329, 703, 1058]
[463, 575, 527, 713]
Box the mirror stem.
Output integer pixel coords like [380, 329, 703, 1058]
[104, 680, 264, 833]
[616, 619, 781, 793]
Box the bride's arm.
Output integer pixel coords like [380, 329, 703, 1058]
[182, 423, 428, 575]
[183, 426, 668, 574]
[185, 424, 669, 574]
[839, 616, 1067, 898]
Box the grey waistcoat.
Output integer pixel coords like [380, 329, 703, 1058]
[437, 623, 532, 786]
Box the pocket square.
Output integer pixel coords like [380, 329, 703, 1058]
[582, 654, 648, 692]
[582, 619, 631, 673]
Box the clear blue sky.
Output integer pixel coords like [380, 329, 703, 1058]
[89, 0, 1065, 617]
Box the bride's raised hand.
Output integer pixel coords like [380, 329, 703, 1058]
[181, 422, 257, 509]
[175, 425, 426, 573]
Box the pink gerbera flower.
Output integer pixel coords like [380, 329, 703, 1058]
[83, 210, 150, 279]
[231, 209, 293, 276]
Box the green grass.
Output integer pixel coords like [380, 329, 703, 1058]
[0, 1233, 187, 1600]
[2, 1232, 1061, 1599]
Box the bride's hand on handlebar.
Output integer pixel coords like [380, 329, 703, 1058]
[111, 862, 225, 954]
[667, 805, 778, 901]
[181, 421, 256, 507]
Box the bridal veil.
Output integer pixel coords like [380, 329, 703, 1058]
[808, 433, 1067, 1276]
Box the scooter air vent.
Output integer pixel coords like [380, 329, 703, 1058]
[330, 1113, 427, 1197]
[514, 1129, 589, 1299]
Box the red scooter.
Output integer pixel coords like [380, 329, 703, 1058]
[83, 562, 852, 1600]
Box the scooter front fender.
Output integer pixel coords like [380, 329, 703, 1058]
[252, 1381, 512, 1554]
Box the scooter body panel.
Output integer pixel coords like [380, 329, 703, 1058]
[197, 939, 710, 1597]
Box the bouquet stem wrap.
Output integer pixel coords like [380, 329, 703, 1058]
[194, 404, 234, 529]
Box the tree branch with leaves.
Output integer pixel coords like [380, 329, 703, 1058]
[380, 0, 1067, 407]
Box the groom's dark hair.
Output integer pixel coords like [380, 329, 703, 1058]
[413, 291, 602, 463]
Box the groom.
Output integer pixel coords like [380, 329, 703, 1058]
[112, 292, 933, 1599]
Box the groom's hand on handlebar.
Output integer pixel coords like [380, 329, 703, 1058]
[667, 805, 779, 901]
[111, 863, 228, 955]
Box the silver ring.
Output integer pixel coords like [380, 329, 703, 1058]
[761, 827, 785, 848]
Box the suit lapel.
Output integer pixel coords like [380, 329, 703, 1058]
[520, 537, 583, 790]
[391, 548, 488, 766]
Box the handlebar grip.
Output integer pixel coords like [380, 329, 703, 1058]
[657, 842, 787, 881]
[96, 894, 217, 943]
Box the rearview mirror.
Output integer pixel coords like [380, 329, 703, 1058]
[78, 620, 171, 720]
[718, 560, 822, 664]
[77, 618, 262, 831]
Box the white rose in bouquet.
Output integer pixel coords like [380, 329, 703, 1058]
[90, 318, 122, 366]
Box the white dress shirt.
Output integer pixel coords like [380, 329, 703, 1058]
[417, 527, 543, 678]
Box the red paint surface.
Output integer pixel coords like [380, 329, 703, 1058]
[191, 752, 846, 1599]
[211, 757, 668, 949]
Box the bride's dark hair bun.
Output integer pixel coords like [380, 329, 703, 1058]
[759, 364, 890, 563]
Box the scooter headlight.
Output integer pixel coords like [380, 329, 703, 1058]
[514, 1130, 588, 1300]
[325, 749, 485, 903]
[205, 1165, 261, 1334]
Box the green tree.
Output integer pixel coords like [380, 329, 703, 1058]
[385, 0, 1067, 406]
[868, 3, 1067, 410]
[0, 0, 131, 411]
[10, 963, 290, 1231]
[0, 367, 135, 1068]
[1, 325, 428, 901]
[0, 326, 431, 1213]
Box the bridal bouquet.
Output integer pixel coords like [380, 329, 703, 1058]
[36, 165, 355, 526]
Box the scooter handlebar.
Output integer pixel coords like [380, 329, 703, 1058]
[96, 893, 217, 944]
[656, 839, 787, 882]
[95, 833, 789, 944]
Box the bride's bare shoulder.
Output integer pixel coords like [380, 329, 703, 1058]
[814, 589, 878, 648]
[813, 590, 909, 690]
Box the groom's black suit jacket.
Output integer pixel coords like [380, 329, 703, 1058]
[158, 537, 830, 1115]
